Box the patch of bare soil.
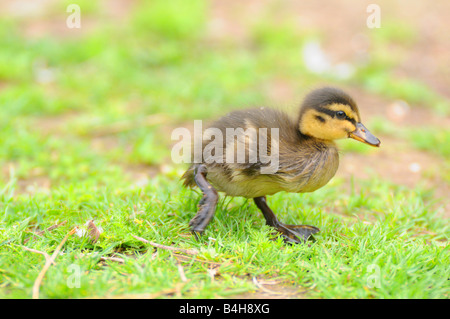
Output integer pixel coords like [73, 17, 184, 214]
[339, 137, 450, 217]
[209, 0, 450, 98]
[1, 162, 51, 195]
[346, 88, 450, 128]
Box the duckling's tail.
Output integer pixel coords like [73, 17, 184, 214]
[181, 165, 196, 188]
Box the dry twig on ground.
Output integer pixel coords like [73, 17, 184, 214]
[21, 246, 55, 265]
[131, 234, 199, 255]
[24, 221, 68, 244]
[100, 256, 125, 263]
[32, 227, 77, 299]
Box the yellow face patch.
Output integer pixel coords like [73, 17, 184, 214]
[299, 105, 358, 141]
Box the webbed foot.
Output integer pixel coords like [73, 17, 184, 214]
[189, 194, 217, 234]
[275, 223, 320, 244]
[254, 196, 320, 244]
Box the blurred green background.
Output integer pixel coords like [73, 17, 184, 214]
[0, 0, 448, 189]
[0, 0, 448, 299]
[0, 0, 448, 190]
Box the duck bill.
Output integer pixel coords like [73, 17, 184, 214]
[348, 123, 380, 147]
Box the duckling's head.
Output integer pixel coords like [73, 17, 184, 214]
[298, 87, 380, 147]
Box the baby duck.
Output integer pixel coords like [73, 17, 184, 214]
[182, 87, 380, 243]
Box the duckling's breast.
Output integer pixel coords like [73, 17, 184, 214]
[278, 145, 339, 193]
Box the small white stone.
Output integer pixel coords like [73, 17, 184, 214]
[302, 41, 331, 74]
[409, 162, 421, 173]
[387, 100, 410, 121]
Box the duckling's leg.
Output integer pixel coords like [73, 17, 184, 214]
[189, 164, 218, 237]
[254, 196, 319, 243]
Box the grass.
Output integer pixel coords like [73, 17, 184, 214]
[1, 174, 448, 298]
[0, 1, 448, 299]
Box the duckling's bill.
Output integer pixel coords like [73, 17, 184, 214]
[348, 123, 380, 147]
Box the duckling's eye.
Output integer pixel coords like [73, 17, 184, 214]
[336, 111, 346, 119]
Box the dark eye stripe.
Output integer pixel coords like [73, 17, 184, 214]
[316, 107, 336, 117]
[317, 107, 357, 124]
[315, 115, 326, 123]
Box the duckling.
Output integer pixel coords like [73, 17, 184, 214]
[182, 87, 380, 243]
